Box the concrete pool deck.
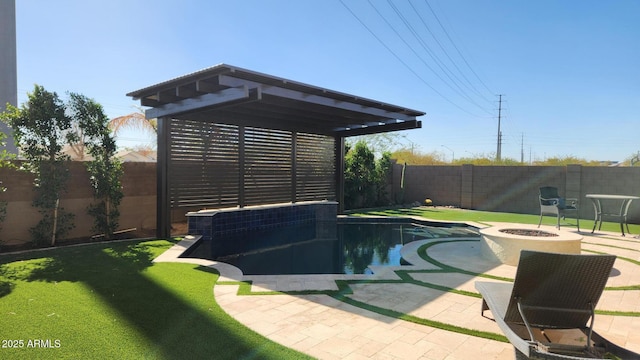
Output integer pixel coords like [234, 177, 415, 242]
[155, 222, 640, 359]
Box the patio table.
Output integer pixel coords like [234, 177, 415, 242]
[585, 194, 639, 236]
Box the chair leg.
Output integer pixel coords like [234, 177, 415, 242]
[481, 299, 489, 317]
[556, 214, 560, 229]
[538, 214, 543, 228]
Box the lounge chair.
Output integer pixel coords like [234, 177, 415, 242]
[538, 186, 580, 231]
[475, 250, 639, 359]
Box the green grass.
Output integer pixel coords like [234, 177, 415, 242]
[1, 206, 637, 359]
[352, 206, 640, 235]
[0, 240, 311, 360]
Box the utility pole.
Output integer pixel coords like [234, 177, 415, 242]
[441, 145, 454, 163]
[520, 133, 524, 164]
[496, 94, 503, 161]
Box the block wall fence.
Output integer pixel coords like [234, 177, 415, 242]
[2, 162, 639, 248]
[0, 162, 156, 248]
[391, 163, 640, 224]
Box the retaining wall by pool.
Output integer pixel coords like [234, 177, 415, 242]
[186, 201, 338, 241]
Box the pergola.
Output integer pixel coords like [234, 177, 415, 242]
[127, 64, 424, 238]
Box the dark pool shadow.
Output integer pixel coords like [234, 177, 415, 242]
[0, 241, 305, 359]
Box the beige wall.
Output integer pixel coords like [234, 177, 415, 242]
[392, 164, 640, 223]
[0, 161, 156, 247]
[4, 161, 640, 247]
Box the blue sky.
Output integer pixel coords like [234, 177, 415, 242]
[14, 0, 639, 162]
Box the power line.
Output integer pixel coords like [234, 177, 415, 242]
[382, 0, 493, 115]
[338, 0, 485, 117]
[407, 0, 494, 106]
[422, 0, 495, 95]
[370, 0, 481, 109]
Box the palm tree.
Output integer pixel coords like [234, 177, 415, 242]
[108, 108, 157, 153]
[108, 109, 157, 135]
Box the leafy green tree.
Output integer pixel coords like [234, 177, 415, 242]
[345, 141, 376, 209]
[375, 151, 393, 206]
[68, 93, 123, 240]
[344, 141, 393, 209]
[0, 85, 74, 246]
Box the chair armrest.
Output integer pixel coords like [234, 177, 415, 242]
[540, 197, 560, 206]
[566, 198, 579, 207]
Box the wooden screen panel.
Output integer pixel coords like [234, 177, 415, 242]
[243, 127, 293, 205]
[169, 120, 337, 210]
[169, 119, 240, 208]
[295, 133, 336, 201]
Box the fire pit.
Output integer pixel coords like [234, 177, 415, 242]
[480, 225, 582, 266]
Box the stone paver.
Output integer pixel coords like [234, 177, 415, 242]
[156, 223, 640, 359]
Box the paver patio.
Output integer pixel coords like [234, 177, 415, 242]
[156, 222, 640, 359]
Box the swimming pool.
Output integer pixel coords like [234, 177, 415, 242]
[182, 219, 478, 275]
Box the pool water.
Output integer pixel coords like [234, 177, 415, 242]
[182, 221, 478, 275]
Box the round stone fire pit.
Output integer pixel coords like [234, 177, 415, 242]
[480, 224, 582, 266]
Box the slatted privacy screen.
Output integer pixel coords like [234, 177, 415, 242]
[169, 119, 336, 210]
[170, 119, 240, 208]
[244, 127, 292, 205]
[296, 133, 336, 202]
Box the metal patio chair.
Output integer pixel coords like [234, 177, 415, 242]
[538, 186, 580, 231]
[475, 250, 638, 359]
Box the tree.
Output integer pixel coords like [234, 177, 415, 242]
[68, 93, 123, 240]
[344, 141, 393, 209]
[375, 151, 394, 205]
[347, 132, 408, 158]
[532, 156, 601, 166]
[0, 85, 74, 246]
[391, 148, 446, 165]
[345, 141, 377, 209]
[66, 117, 89, 160]
[109, 109, 157, 135]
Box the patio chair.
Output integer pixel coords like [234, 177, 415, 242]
[538, 186, 580, 231]
[475, 250, 639, 359]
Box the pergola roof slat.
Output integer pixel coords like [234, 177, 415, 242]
[216, 74, 417, 122]
[128, 63, 425, 135]
[146, 86, 260, 119]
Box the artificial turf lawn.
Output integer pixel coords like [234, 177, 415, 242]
[353, 206, 639, 235]
[0, 240, 311, 360]
[1, 207, 636, 359]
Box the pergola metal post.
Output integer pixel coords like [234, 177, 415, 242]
[238, 125, 245, 208]
[291, 131, 298, 203]
[335, 136, 345, 213]
[156, 116, 171, 238]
